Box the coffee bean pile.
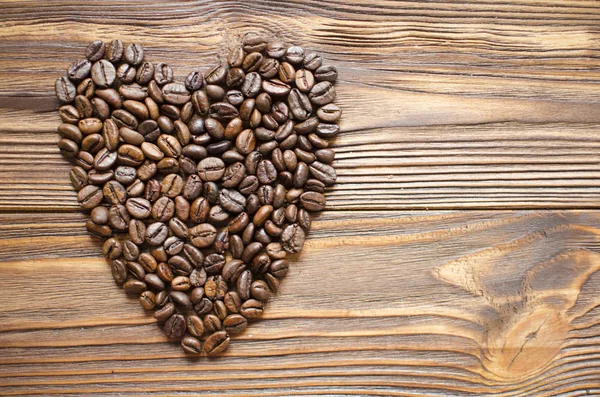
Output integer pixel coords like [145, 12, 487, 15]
[54, 32, 341, 355]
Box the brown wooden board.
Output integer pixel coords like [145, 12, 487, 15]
[1, 1, 599, 395]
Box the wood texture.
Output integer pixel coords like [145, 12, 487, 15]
[1, 1, 600, 396]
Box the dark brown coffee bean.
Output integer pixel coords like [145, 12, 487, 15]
[241, 72, 262, 97]
[170, 291, 191, 310]
[288, 88, 312, 121]
[316, 103, 342, 122]
[68, 59, 92, 81]
[197, 157, 225, 182]
[139, 252, 158, 273]
[204, 330, 230, 355]
[262, 79, 291, 97]
[243, 52, 263, 72]
[281, 223, 306, 253]
[124, 43, 144, 66]
[145, 222, 168, 246]
[86, 219, 111, 238]
[189, 223, 217, 248]
[77, 78, 95, 98]
[187, 314, 205, 337]
[269, 259, 289, 279]
[154, 62, 173, 85]
[203, 253, 225, 276]
[85, 40, 106, 62]
[203, 314, 222, 333]
[251, 280, 271, 301]
[314, 148, 335, 163]
[223, 314, 247, 334]
[77, 185, 103, 209]
[259, 58, 279, 79]
[205, 64, 228, 84]
[295, 69, 315, 92]
[139, 290, 156, 311]
[59, 105, 80, 124]
[168, 255, 194, 276]
[242, 32, 268, 52]
[190, 268, 207, 288]
[55, 76, 76, 103]
[180, 336, 202, 354]
[111, 259, 127, 285]
[57, 122, 82, 144]
[309, 161, 337, 185]
[102, 180, 126, 205]
[91, 60, 116, 88]
[103, 237, 123, 260]
[108, 204, 130, 230]
[85, 189, 107, 214]
[300, 191, 326, 211]
[155, 263, 173, 284]
[123, 279, 147, 295]
[315, 64, 338, 82]
[206, 84, 226, 101]
[162, 82, 190, 105]
[105, 39, 123, 63]
[116, 63, 136, 83]
[209, 102, 238, 122]
[154, 302, 175, 322]
[240, 299, 264, 319]
[164, 313, 186, 339]
[256, 160, 277, 185]
[126, 260, 145, 280]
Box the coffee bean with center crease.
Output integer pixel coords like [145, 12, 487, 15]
[164, 313, 186, 339]
[68, 59, 92, 81]
[197, 157, 225, 182]
[55, 76, 77, 103]
[204, 331, 230, 355]
[91, 60, 116, 88]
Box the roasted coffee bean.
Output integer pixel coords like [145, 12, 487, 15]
[116, 63, 136, 83]
[235, 129, 256, 154]
[161, 103, 181, 121]
[154, 63, 173, 85]
[106, 39, 123, 63]
[145, 222, 168, 245]
[181, 335, 202, 354]
[124, 43, 144, 66]
[164, 313, 186, 339]
[204, 330, 230, 355]
[55, 76, 76, 103]
[223, 314, 247, 334]
[77, 78, 95, 99]
[170, 291, 191, 309]
[214, 229, 229, 253]
[281, 223, 305, 253]
[266, 40, 286, 58]
[123, 279, 146, 295]
[77, 185, 103, 209]
[162, 82, 190, 105]
[68, 59, 92, 81]
[251, 280, 271, 301]
[189, 223, 217, 248]
[111, 259, 127, 285]
[243, 52, 263, 72]
[85, 40, 106, 62]
[129, 218, 146, 244]
[139, 290, 156, 310]
[197, 157, 225, 181]
[59, 105, 81, 124]
[240, 299, 264, 319]
[206, 84, 226, 101]
[241, 72, 262, 97]
[314, 64, 338, 82]
[154, 302, 175, 322]
[86, 220, 112, 238]
[108, 204, 130, 230]
[91, 60, 116, 88]
[242, 31, 268, 52]
[309, 161, 337, 185]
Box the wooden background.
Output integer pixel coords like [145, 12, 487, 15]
[1, 0, 600, 395]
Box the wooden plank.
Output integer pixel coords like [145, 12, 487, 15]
[3, 122, 600, 210]
[3, 1, 600, 209]
[0, 210, 599, 395]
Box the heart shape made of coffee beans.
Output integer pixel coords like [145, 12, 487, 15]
[54, 32, 341, 356]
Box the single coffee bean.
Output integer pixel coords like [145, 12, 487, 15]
[111, 259, 127, 285]
[197, 157, 225, 181]
[108, 204, 130, 230]
[91, 60, 116, 88]
[106, 39, 123, 63]
[314, 64, 338, 82]
[223, 314, 247, 334]
[281, 223, 306, 253]
[240, 299, 264, 319]
[124, 43, 144, 66]
[69, 166, 88, 190]
[154, 62, 173, 85]
[164, 313, 186, 339]
[139, 290, 156, 310]
[55, 76, 76, 103]
[123, 279, 147, 295]
[85, 40, 106, 62]
[77, 185, 103, 209]
[189, 223, 217, 248]
[68, 59, 92, 81]
[242, 32, 268, 52]
[204, 330, 230, 355]
[154, 302, 175, 322]
[181, 335, 203, 354]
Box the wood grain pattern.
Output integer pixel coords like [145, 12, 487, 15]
[1, 0, 600, 395]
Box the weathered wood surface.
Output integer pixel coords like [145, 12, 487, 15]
[1, 1, 600, 396]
